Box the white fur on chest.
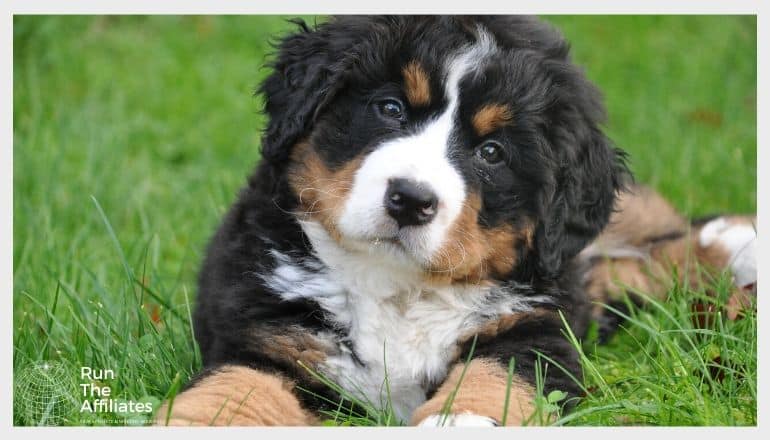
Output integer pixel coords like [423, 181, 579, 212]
[262, 220, 545, 421]
[323, 285, 487, 420]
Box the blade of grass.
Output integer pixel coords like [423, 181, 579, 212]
[438, 334, 478, 426]
[500, 356, 516, 426]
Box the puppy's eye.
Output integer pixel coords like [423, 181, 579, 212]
[376, 98, 406, 121]
[476, 141, 504, 164]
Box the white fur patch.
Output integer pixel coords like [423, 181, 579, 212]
[417, 413, 499, 427]
[260, 221, 550, 422]
[699, 217, 757, 287]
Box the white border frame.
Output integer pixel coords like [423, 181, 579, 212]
[2, 1, 765, 438]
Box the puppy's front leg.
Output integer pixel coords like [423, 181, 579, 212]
[154, 365, 317, 426]
[411, 358, 535, 426]
[411, 312, 582, 427]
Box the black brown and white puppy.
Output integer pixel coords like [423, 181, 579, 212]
[155, 16, 757, 426]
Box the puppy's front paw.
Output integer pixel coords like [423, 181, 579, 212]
[417, 413, 499, 427]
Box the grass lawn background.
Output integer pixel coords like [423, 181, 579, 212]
[13, 15, 757, 426]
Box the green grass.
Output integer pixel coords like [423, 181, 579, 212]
[13, 15, 756, 426]
[558, 278, 757, 426]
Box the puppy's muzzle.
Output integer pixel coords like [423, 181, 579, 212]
[384, 178, 439, 228]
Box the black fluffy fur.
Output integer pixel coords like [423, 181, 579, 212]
[193, 15, 630, 418]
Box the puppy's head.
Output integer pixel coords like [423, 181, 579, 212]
[260, 16, 628, 283]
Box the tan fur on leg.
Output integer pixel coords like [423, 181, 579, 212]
[587, 230, 729, 305]
[154, 365, 317, 426]
[410, 358, 535, 426]
[587, 184, 687, 254]
[588, 229, 721, 301]
[581, 187, 756, 319]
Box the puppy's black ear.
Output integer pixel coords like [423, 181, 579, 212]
[477, 15, 629, 279]
[535, 133, 628, 280]
[258, 19, 352, 164]
[533, 76, 630, 280]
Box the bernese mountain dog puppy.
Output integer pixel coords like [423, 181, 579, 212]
[155, 16, 756, 426]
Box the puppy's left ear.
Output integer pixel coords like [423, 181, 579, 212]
[258, 19, 353, 164]
[478, 16, 630, 280]
[533, 86, 630, 280]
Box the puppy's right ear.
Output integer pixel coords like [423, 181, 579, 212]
[258, 19, 351, 164]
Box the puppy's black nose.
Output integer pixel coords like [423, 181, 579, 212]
[384, 178, 438, 227]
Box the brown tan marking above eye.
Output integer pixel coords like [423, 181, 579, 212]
[402, 61, 431, 107]
[472, 104, 513, 136]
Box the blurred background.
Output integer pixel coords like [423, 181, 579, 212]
[13, 16, 756, 425]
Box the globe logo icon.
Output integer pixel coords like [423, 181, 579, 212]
[15, 361, 78, 426]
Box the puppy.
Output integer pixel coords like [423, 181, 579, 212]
[155, 16, 756, 426]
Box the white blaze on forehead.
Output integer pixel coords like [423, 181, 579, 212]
[335, 29, 498, 265]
